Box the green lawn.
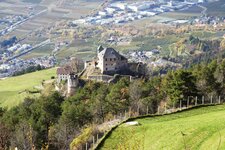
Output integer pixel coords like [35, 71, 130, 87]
[99, 104, 225, 150]
[0, 68, 56, 109]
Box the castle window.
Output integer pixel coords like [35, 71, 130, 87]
[114, 58, 116, 61]
[106, 64, 107, 66]
[105, 58, 107, 61]
[110, 58, 112, 61]
[106, 68, 108, 71]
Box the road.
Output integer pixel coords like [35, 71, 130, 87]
[198, 4, 207, 16]
[0, 9, 48, 37]
[5, 39, 51, 62]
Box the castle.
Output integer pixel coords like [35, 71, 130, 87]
[85, 45, 128, 74]
[56, 46, 131, 93]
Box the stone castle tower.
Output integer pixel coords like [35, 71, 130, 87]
[67, 74, 79, 95]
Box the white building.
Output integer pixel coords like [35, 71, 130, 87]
[72, 19, 86, 24]
[105, 7, 116, 14]
[110, 3, 127, 10]
[8, 44, 21, 51]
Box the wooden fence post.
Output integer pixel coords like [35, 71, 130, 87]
[195, 96, 197, 106]
[180, 100, 182, 110]
[164, 103, 167, 114]
[211, 95, 213, 104]
[97, 134, 99, 143]
[202, 96, 204, 105]
[138, 106, 140, 116]
[187, 96, 189, 108]
[158, 107, 160, 115]
[129, 107, 131, 117]
[147, 106, 149, 115]
[219, 96, 221, 104]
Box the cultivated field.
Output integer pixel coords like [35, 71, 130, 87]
[0, 68, 56, 109]
[99, 104, 225, 150]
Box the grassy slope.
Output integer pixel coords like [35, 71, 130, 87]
[0, 68, 56, 108]
[99, 104, 225, 150]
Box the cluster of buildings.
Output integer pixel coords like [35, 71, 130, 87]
[72, 0, 205, 25]
[0, 15, 29, 36]
[127, 49, 180, 69]
[0, 9, 46, 36]
[0, 43, 32, 61]
[128, 50, 160, 63]
[192, 16, 225, 26]
[0, 56, 56, 78]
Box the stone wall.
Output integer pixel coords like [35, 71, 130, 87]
[87, 75, 114, 82]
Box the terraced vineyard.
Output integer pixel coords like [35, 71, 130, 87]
[99, 104, 225, 150]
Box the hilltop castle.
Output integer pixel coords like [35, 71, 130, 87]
[85, 45, 128, 74]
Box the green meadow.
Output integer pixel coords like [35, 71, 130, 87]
[0, 68, 56, 109]
[99, 104, 225, 150]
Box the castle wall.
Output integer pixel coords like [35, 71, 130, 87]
[103, 57, 127, 73]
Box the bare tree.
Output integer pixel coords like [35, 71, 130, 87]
[10, 122, 36, 150]
[129, 80, 143, 112]
[0, 123, 11, 150]
[69, 57, 84, 73]
[49, 121, 78, 150]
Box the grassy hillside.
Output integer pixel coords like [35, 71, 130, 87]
[0, 68, 56, 109]
[99, 104, 225, 150]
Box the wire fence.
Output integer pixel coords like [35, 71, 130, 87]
[80, 95, 223, 150]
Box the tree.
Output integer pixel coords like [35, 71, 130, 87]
[10, 122, 36, 150]
[141, 77, 163, 113]
[193, 61, 221, 96]
[93, 85, 108, 123]
[29, 92, 64, 149]
[61, 96, 92, 128]
[129, 80, 143, 112]
[0, 123, 11, 150]
[162, 70, 198, 104]
[69, 57, 84, 73]
[106, 78, 130, 114]
[0, 107, 6, 117]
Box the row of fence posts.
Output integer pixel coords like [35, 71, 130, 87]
[85, 95, 223, 150]
[160, 96, 222, 114]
